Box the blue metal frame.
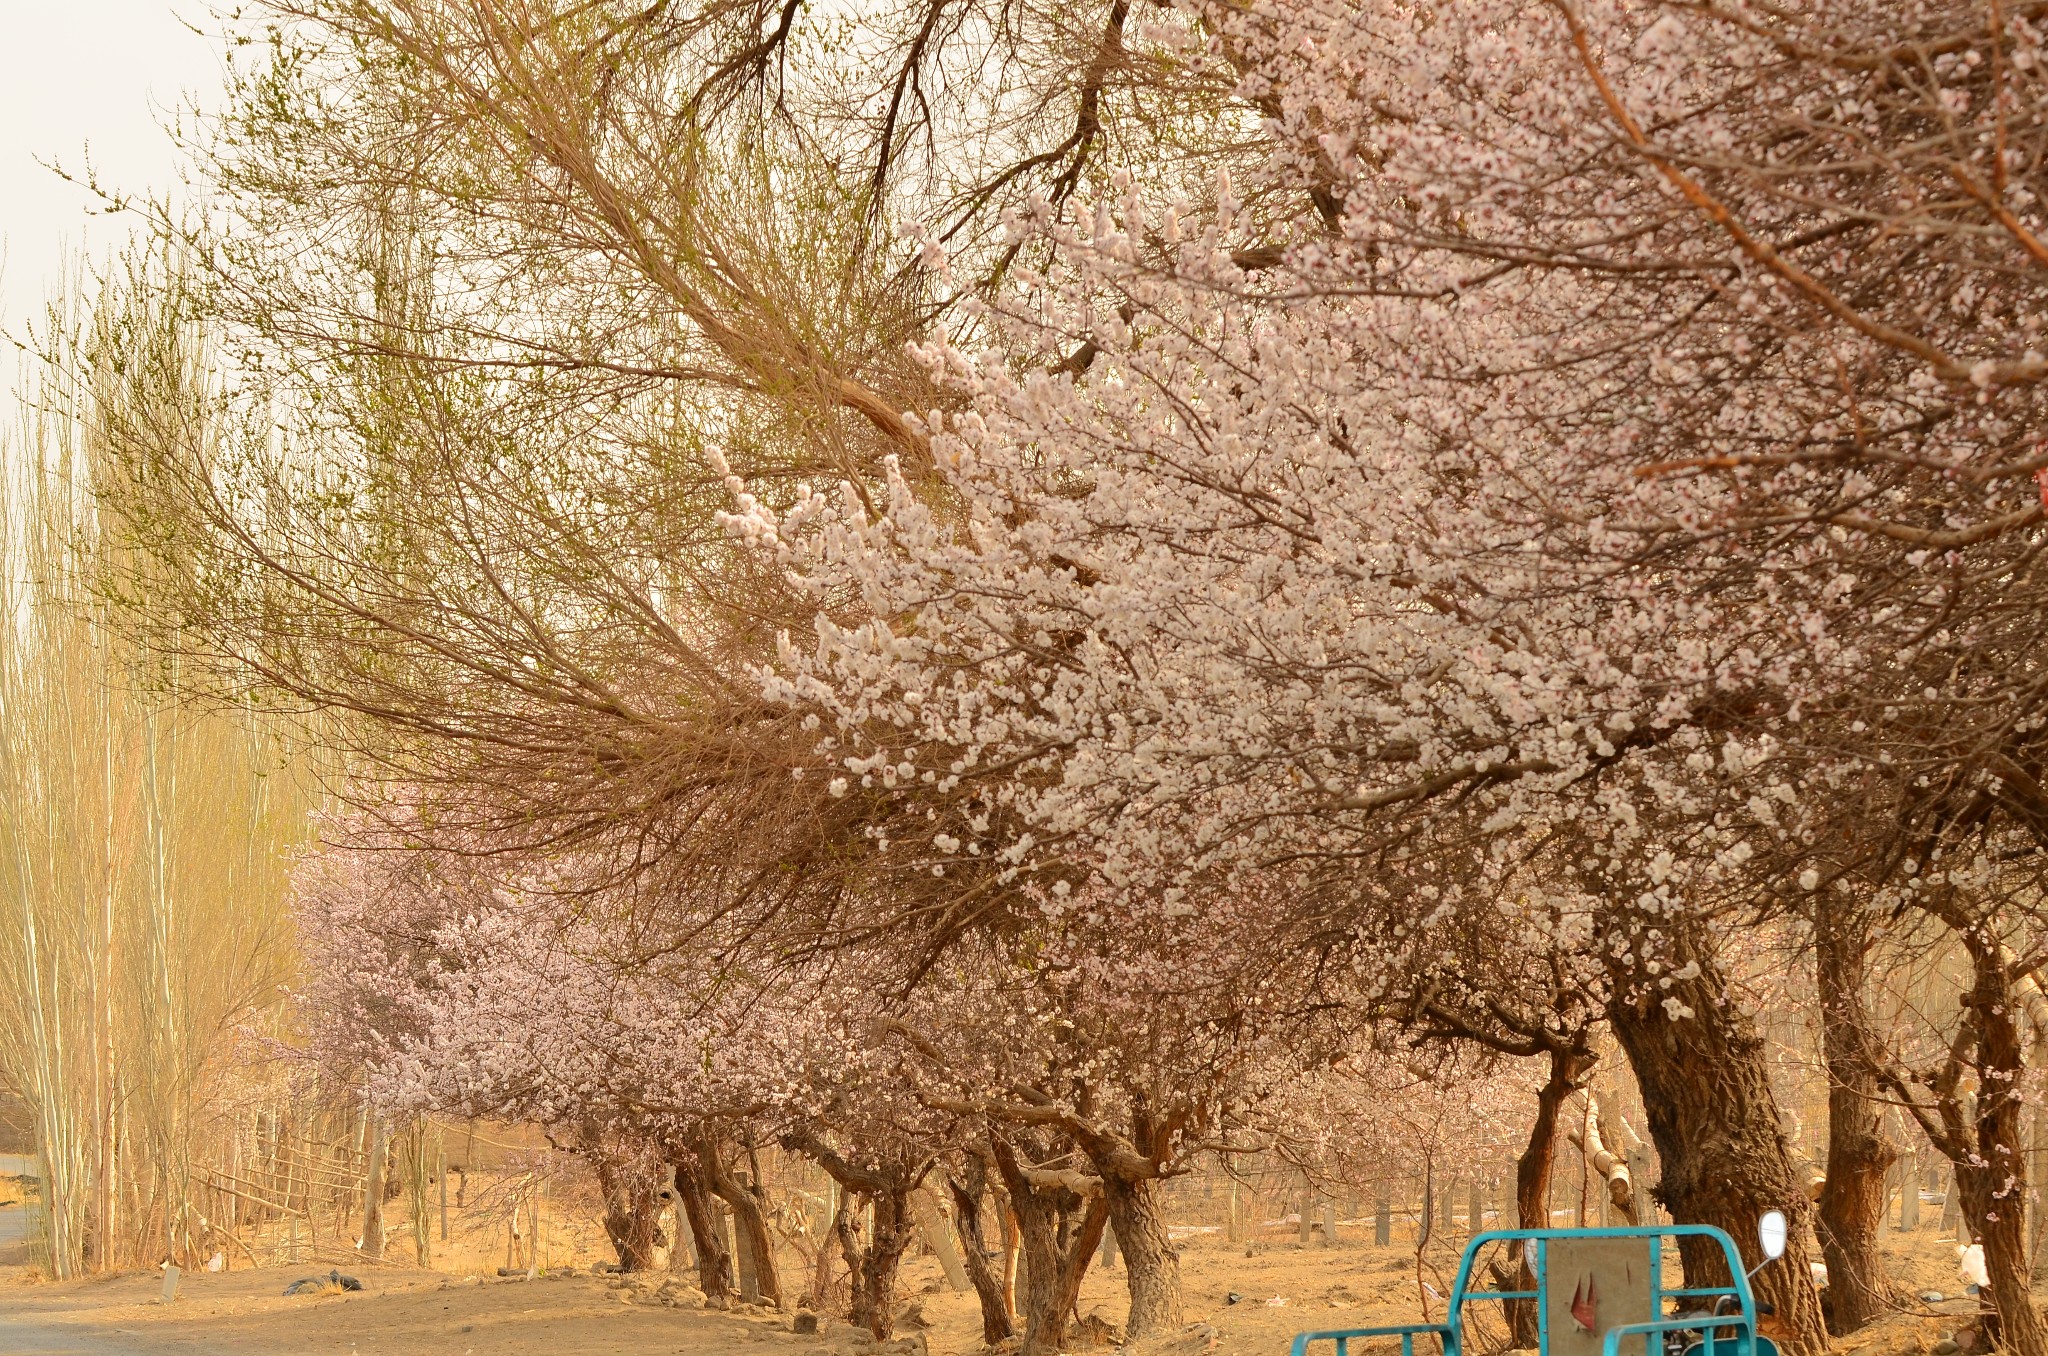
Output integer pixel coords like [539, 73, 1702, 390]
[1288, 1225, 1762, 1356]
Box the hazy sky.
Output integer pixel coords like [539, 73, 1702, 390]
[0, 0, 220, 385]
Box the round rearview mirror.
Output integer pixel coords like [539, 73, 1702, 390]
[1759, 1210, 1788, 1262]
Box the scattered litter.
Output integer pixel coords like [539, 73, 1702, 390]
[1921, 1291, 1947, 1304]
[1265, 1296, 1289, 1307]
[1957, 1244, 1988, 1290]
[282, 1269, 364, 1296]
[1225, 1292, 1244, 1306]
[1074, 1310, 1123, 1347]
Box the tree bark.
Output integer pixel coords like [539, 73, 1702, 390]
[779, 1128, 925, 1340]
[691, 1134, 781, 1307]
[846, 1187, 915, 1340]
[1570, 1090, 1638, 1223]
[673, 1158, 735, 1303]
[948, 1164, 1015, 1345]
[1608, 932, 1828, 1356]
[999, 1191, 1019, 1318]
[1102, 1170, 1182, 1340]
[1945, 948, 2047, 1356]
[594, 1156, 666, 1272]
[813, 1184, 843, 1307]
[359, 1115, 389, 1260]
[991, 1136, 1108, 1356]
[1813, 902, 1897, 1334]
[1499, 1047, 1590, 1347]
[1956, 1161, 2044, 1356]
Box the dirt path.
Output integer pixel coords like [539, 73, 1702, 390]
[0, 1266, 807, 1356]
[0, 1231, 1976, 1355]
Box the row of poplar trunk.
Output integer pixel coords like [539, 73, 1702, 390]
[51, 1105, 399, 1275]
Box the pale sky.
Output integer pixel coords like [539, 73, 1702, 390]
[0, 0, 220, 399]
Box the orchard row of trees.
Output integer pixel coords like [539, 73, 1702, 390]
[25, 0, 2048, 1352]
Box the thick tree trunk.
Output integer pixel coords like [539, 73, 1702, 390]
[992, 1139, 1108, 1356]
[778, 1129, 925, 1340]
[1813, 904, 1897, 1334]
[359, 1115, 389, 1260]
[594, 1156, 666, 1272]
[673, 1159, 735, 1303]
[1956, 1162, 2046, 1356]
[1608, 935, 1828, 1356]
[1102, 1171, 1182, 1340]
[692, 1135, 781, 1307]
[846, 1187, 915, 1341]
[1505, 1048, 1589, 1347]
[831, 1191, 861, 1311]
[948, 1166, 1016, 1345]
[1945, 948, 2047, 1356]
[814, 1186, 845, 1307]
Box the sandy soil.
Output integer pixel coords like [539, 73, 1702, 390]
[0, 1228, 2000, 1356]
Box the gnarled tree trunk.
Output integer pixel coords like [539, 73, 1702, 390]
[1936, 944, 2047, 1356]
[594, 1155, 667, 1272]
[1066, 1104, 1185, 1343]
[1813, 902, 1896, 1334]
[1504, 1047, 1591, 1347]
[1101, 1171, 1181, 1340]
[948, 1159, 1015, 1345]
[673, 1157, 734, 1303]
[1607, 920, 1827, 1355]
[845, 1186, 915, 1340]
[691, 1133, 781, 1307]
[782, 1128, 925, 1340]
[992, 1136, 1109, 1356]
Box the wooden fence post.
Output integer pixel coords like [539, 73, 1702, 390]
[909, 1189, 970, 1291]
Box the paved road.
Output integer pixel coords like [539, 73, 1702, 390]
[0, 1203, 154, 1353]
[0, 1320, 148, 1354]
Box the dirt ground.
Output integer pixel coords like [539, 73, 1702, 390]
[0, 1225, 2010, 1356]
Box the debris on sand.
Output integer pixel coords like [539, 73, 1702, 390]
[282, 1269, 364, 1296]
